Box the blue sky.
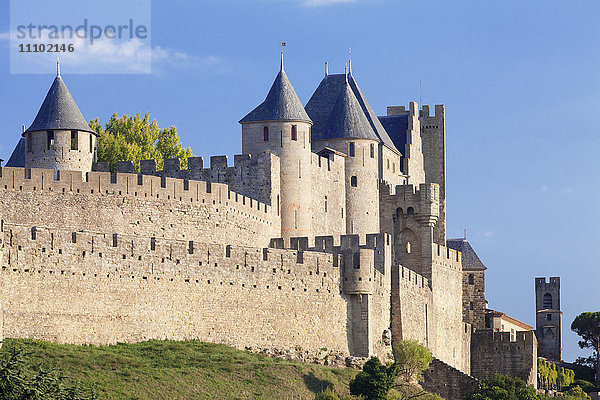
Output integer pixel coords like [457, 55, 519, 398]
[1, 0, 599, 362]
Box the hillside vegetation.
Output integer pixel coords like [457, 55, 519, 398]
[0, 339, 358, 399]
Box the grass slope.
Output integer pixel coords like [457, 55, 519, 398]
[1, 339, 358, 400]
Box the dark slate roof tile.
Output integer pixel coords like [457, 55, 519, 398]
[25, 76, 95, 135]
[321, 82, 379, 141]
[446, 238, 487, 271]
[5, 138, 25, 167]
[240, 69, 312, 124]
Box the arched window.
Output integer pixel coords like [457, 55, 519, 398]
[468, 274, 474, 285]
[396, 208, 403, 218]
[543, 293, 552, 309]
[349, 142, 355, 157]
[370, 143, 375, 158]
[350, 176, 357, 187]
[469, 302, 474, 310]
[406, 242, 411, 254]
[263, 126, 269, 141]
[407, 207, 414, 216]
[71, 131, 78, 150]
[546, 313, 552, 321]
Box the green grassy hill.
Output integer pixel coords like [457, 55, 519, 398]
[1, 338, 359, 400]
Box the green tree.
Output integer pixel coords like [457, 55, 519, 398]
[467, 375, 538, 400]
[91, 112, 193, 172]
[349, 341, 433, 400]
[393, 340, 433, 383]
[563, 385, 589, 398]
[571, 312, 600, 388]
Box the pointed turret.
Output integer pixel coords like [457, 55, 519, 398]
[240, 68, 311, 124]
[25, 75, 95, 135]
[323, 81, 379, 141]
[23, 68, 97, 174]
[240, 56, 313, 242]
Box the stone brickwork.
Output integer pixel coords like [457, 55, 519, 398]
[0, 167, 279, 247]
[463, 270, 486, 330]
[310, 151, 346, 238]
[471, 330, 538, 388]
[422, 358, 479, 400]
[0, 222, 390, 360]
[25, 129, 96, 174]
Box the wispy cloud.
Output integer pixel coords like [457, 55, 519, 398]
[301, 0, 355, 7]
[540, 184, 549, 192]
[484, 231, 494, 238]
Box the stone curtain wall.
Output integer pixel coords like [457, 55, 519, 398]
[471, 330, 538, 388]
[0, 167, 279, 247]
[392, 266, 432, 347]
[1, 223, 352, 356]
[422, 358, 479, 400]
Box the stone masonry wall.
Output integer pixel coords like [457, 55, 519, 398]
[1, 223, 353, 356]
[310, 152, 346, 238]
[471, 330, 538, 388]
[0, 167, 279, 247]
[392, 266, 432, 348]
[463, 270, 486, 330]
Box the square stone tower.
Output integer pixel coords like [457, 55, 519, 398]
[535, 277, 562, 361]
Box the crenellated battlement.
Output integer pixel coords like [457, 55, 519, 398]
[399, 265, 430, 290]
[419, 104, 445, 120]
[0, 166, 273, 217]
[1, 223, 339, 290]
[380, 182, 440, 223]
[432, 243, 462, 271]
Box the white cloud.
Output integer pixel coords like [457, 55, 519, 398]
[540, 185, 549, 192]
[302, 0, 355, 7]
[484, 231, 494, 238]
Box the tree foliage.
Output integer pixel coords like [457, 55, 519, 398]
[571, 312, 600, 387]
[0, 346, 95, 399]
[349, 341, 433, 400]
[91, 112, 193, 172]
[537, 360, 575, 391]
[393, 340, 433, 383]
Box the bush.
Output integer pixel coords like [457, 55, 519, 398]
[467, 374, 538, 400]
[350, 357, 398, 400]
[562, 385, 589, 398]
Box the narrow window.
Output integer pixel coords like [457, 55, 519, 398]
[71, 131, 78, 150]
[469, 302, 474, 310]
[188, 241, 194, 254]
[543, 293, 552, 309]
[351, 176, 357, 187]
[406, 241, 411, 254]
[387, 159, 390, 169]
[324, 196, 328, 213]
[370, 143, 374, 158]
[89, 135, 93, 153]
[47, 131, 54, 150]
[298, 160, 301, 178]
[341, 207, 344, 218]
[468, 274, 474, 285]
[31, 226, 36, 240]
[263, 126, 269, 141]
[349, 142, 355, 157]
[291, 125, 297, 141]
[277, 195, 280, 216]
[112, 233, 118, 247]
[393, 163, 395, 173]
[27, 134, 32, 153]
[546, 313, 552, 321]
[150, 237, 156, 251]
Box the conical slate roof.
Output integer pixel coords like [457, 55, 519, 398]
[24, 75, 95, 135]
[5, 138, 25, 167]
[240, 68, 312, 124]
[321, 81, 379, 141]
[305, 73, 400, 153]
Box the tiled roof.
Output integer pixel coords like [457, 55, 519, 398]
[5, 138, 25, 167]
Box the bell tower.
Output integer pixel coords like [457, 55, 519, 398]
[535, 277, 562, 361]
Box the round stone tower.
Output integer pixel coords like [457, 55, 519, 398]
[240, 54, 313, 242]
[23, 62, 97, 174]
[311, 74, 380, 238]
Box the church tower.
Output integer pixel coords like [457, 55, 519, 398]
[535, 277, 562, 361]
[239, 53, 313, 242]
[23, 61, 97, 174]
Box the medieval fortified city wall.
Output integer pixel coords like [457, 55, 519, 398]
[0, 56, 543, 399]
